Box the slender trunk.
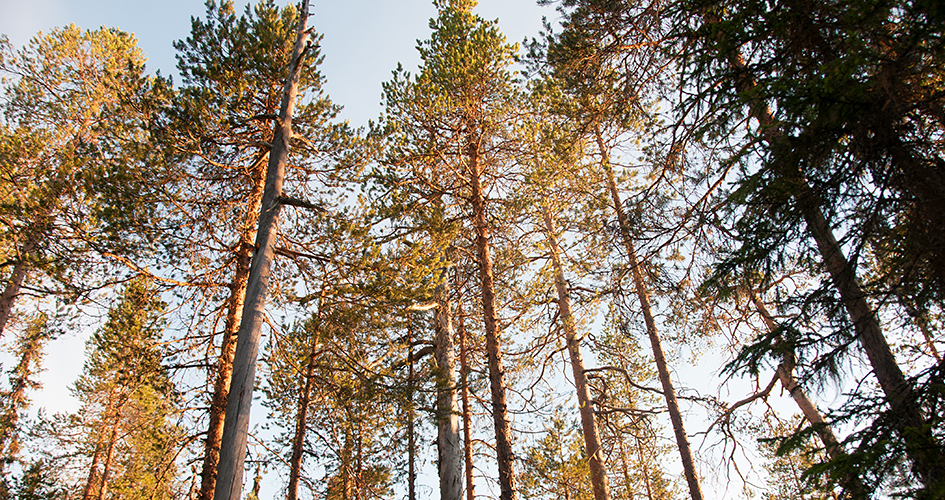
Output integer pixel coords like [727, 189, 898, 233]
[616, 434, 634, 500]
[596, 127, 704, 500]
[0, 239, 35, 338]
[287, 318, 322, 500]
[456, 296, 475, 500]
[0, 319, 46, 472]
[635, 435, 654, 500]
[540, 205, 611, 500]
[435, 274, 463, 500]
[722, 47, 944, 489]
[751, 295, 866, 498]
[82, 440, 104, 500]
[97, 401, 123, 500]
[199, 152, 267, 500]
[407, 324, 416, 500]
[82, 389, 119, 500]
[467, 127, 516, 500]
[212, 4, 310, 499]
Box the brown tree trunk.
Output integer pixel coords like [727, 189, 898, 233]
[407, 324, 417, 500]
[198, 152, 267, 500]
[96, 413, 121, 500]
[82, 389, 119, 500]
[751, 295, 866, 498]
[0, 239, 35, 339]
[467, 127, 517, 500]
[212, 3, 311, 498]
[287, 315, 322, 500]
[435, 273, 463, 500]
[541, 204, 612, 500]
[596, 127, 704, 500]
[456, 294, 476, 500]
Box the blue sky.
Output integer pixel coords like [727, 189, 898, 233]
[0, 0, 554, 127]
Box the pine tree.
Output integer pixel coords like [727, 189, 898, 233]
[375, 1, 523, 498]
[67, 277, 180, 500]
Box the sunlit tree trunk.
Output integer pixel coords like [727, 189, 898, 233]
[468, 125, 517, 500]
[287, 316, 322, 500]
[751, 294, 866, 498]
[541, 204, 612, 500]
[0, 239, 35, 338]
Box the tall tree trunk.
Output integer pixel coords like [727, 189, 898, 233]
[0, 317, 46, 472]
[596, 127, 704, 500]
[199, 152, 267, 500]
[467, 127, 516, 500]
[456, 294, 475, 500]
[721, 47, 944, 489]
[97, 400, 124, 500]
[540, 204, 612, 500]
[407, 324, 417, 500]
[616, 434, 634, 500]
[212, 3, 311, 498]
[82, 389, 119, 500]
[634, 435, 654, 500]
[434, 273, 463, 500]
[287, 314, 322, 500]
[0, 239, 35, 339]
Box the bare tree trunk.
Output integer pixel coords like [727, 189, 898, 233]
[541, 204, 612, 500]
[287, 316, 322, 500]
[0, 239, 35, 338]
[616, 434, 634, 500]
[199, 153, 267, 500]
[212, 3, 311, 498]
[435, 273, 463, 500]
[82, 389, 120, 500]
[467, 127, 516, 500]
[596, 127, 704, 500]
[456, 295, 475, 500]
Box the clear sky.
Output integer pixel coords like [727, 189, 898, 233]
[0, 0, 555, 127]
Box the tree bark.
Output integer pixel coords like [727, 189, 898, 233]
[212, 2, 310, 498]
[456, 294, 476, 500]
[199, 152, 267, 500]
[596, 126, 704, 500]
[467, 126, 516, 500]
[407, 323, 417, 500]
[0, 239, 35, 339]
[541, 204, 612, 500]
[434, 272, 463, 500]
[96, 413, 121, 500]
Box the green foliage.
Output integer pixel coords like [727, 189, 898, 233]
[520, 413, 593, 500]
[65, 277, 181, 500]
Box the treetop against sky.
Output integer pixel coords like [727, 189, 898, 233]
[0, 0, 552, 127]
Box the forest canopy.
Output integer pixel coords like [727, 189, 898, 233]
[0, 0, 942, 499]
